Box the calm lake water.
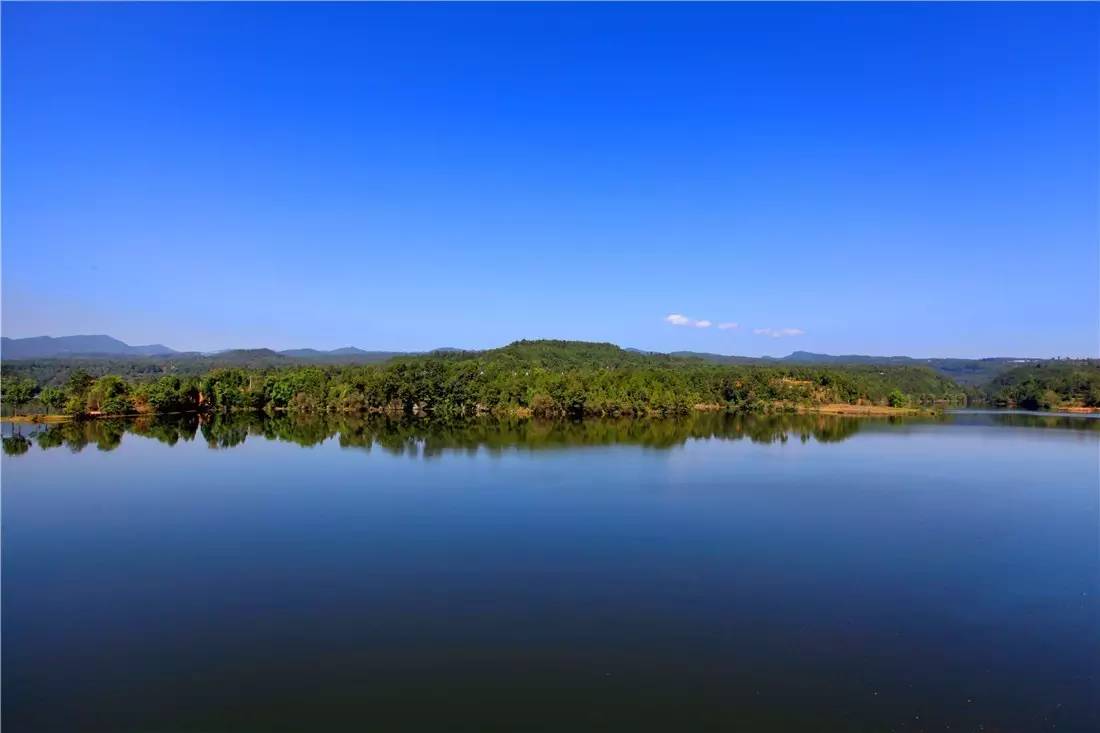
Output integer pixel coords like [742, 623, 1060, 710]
[3, 412, 1098, 732]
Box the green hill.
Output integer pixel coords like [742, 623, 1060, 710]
[3, 339, 968, 419]
[982, 360, 1100, 409]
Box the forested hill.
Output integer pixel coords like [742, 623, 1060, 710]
[0, 334, 405, 365]
[0, 348, 405, 385]
[2, 339, 968, 419]
[671, 350, 1042, 387]
[2, 333, 1052, 388]
[982, 360, 1100, 410]
[455, 340, 687, 369]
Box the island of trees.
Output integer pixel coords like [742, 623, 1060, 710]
[2, 340, 1094, 421]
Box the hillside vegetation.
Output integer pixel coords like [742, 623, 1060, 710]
[1, 339, 966, 419]
[982, 360, 1100, 410]
[0, 348, 403, 386]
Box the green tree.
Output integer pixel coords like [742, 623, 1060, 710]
[87, 376, 134, 415]
[38, 386, 66, 415]
[65, 393, 89, 416]
[66, 370, 95, 397]
[1, 377, 37, 414]
[1041, 389, 1060, 410]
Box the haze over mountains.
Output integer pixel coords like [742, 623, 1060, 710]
[1, 335, 404, 363]
[0, 335, 178, 359]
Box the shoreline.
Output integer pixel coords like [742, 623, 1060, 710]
[2, 402, 937, 424]
[2, 414, 76, 424]
[793, 403, 933, 416]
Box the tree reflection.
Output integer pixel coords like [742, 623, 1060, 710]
[3, 434, 31, 456]
[12, 410, 1095, 458]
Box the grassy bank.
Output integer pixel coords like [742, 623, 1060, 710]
[3, 413, 75, 424]
[795, 403, 935, 416]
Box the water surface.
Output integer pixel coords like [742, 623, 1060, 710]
[3, 412, 1098, 731]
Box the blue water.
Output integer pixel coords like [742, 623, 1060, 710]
[3, 413, 1098, 731]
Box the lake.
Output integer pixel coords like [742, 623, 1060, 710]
[2, 411, 1097, 732]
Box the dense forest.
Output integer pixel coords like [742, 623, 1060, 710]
[0, 348, 398, 385]
[1, 340, 968, 419]
[981, 360, 1100, 409]
[1, 343, 1037, 388]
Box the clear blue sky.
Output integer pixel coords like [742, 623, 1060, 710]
[3, 2, 1097, 357]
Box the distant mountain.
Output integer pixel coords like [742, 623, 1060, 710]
[776, 351, 1046, 385]
[280, 347, 374, 357]
[128, 343, 179, 356]
[669, 349, 1040, 386]
[1, 335, 1047, 388]
[1, 335, 177, 359]
[780, 350, 1037, 365]
[278, 347, 407, 364]
[208, 348, 285, 361]
[279, 348, 336, 358]
[668, 350, 765, 365]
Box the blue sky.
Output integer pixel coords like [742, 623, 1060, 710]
[3, 2, 1097, 357]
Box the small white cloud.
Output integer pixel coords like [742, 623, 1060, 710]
[753, 327, 806, 339]
[666, 314, 741, 330]
[665, 313, 711, 328]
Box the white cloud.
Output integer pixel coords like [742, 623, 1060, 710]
[753, 327, 806, 339]
[665, 313, 712, 328]
[717, 322, 739, 330]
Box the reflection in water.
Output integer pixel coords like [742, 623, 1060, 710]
[4, 407, 1097, 733]
[2, 434, 32, 456]
[8, 409, 1097, 457]
[951, 410, 1100, 431]
[16, 412, 869, 455]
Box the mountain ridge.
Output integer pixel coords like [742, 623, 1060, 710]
[1, 335, 177, 359]
[1, 334, 1049, 385]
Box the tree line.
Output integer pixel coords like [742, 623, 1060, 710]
[2, 339, 968, 419]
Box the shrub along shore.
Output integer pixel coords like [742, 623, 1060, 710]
[0, 340, 966, 421]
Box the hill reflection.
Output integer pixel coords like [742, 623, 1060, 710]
[5, 410, 1095, 457]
